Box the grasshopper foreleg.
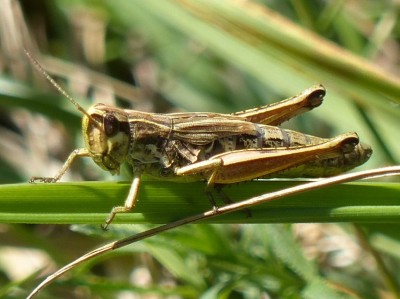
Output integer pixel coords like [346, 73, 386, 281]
[29, 148, 90, 183]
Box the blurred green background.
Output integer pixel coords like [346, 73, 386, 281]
[0, 0, 400, 298]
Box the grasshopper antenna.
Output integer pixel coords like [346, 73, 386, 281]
[24, 48, 103, 129]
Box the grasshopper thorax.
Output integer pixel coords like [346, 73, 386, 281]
[82, 103, 131, 175]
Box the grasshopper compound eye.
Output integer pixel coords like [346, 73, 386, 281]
[104, 114, 120, 137]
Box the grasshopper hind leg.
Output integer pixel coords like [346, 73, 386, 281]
[205, 184, 230, 215]
[207, 184, 252, 218]
[215, 184, 252, 218]
[205, 191, 220, 214]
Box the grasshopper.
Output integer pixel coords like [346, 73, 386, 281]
[26, 51, 372, 229]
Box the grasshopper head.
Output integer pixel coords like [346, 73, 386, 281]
[82, 104, 131, 175]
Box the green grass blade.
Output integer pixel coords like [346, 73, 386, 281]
[1, 180, 400, 224]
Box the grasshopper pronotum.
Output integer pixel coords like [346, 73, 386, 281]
[26, 50, 372, 230]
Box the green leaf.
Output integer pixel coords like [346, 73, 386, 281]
[1, 180, 400, 224]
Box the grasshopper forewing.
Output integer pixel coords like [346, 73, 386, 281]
[26, 51, 372, 229]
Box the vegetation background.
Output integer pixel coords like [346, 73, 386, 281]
[0, 0, 399, 298]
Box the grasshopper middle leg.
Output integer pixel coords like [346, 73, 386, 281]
[102, 168, 143, 230]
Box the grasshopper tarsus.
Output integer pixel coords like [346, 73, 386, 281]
[102, 208, 124, 230]
[29, 177, 57, 183]
[102, 211, 117, 231]
[100, 223, 110, 231]
[205, 191, 220, 214]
